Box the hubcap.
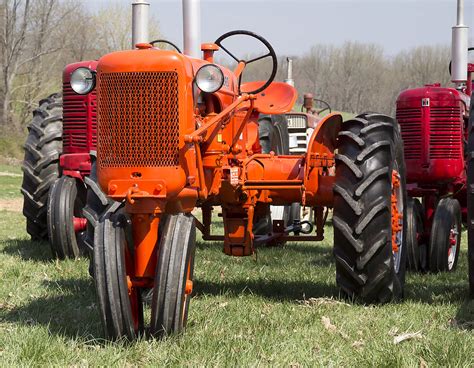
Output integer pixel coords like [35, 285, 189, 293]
[447, 225, 459, 271]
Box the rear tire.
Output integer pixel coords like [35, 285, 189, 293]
[47, 176, 86, 259]
[333, 113, 407, 303]
[429, 197, 461, 273]
[467, 91, 474, 296]
[150, 213, 196, 337]
[21, 93, 63, 240]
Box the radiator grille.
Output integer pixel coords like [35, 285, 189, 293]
[97, 71, 180, 168]
[286, 114, 307, 129]
[396, 107, 422, 160]
[429, 106, 462, 159]
[63, 83, 97, 151]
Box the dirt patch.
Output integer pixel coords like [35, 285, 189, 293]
[0, 198, 23, 212]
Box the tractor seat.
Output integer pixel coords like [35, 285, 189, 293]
[241, 81, 297, 115]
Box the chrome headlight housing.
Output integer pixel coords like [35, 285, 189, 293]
[195, 64, 224, 93]
[70, 67, 95, 95]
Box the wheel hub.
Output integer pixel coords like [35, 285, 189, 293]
[391, 170, 404, 272]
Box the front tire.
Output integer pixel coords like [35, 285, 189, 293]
[47, 176, 86, 259]
[150, 213, 196, 336]
[406, 197, 426, 272]
[93, 204, 142, 340]
[429, 197, 461, 273]
[333, 113, 407, 303]
[21, 93, 63, 240]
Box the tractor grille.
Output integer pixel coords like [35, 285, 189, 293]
[63, 83, 97, 151]
[286, 113, 308, 154]
[97, 71, 180, 168]
[396, 107, 422, 160]
[286, 114, 307, 129]
[429, 106, 462, 159]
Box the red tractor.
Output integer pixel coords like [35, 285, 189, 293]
[20, 60, 97, 258]
[396, 0, 472, 274]
[78, 1, 407, 340]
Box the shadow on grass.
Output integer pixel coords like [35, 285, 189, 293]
[3, 278, 103, 340]
[454, 299, 474, 330]
[2, 238, 54, 262]
[194, 278, 339, 302]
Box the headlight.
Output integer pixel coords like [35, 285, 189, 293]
[70, 67, 95, 95]
[195, 64, 224, 93]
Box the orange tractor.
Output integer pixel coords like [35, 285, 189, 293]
[81, 0, 407, 339]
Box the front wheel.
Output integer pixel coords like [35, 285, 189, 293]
[150, 213, 196, 336]
[333, 113, 407, 303]
[429, 197, 461, 273]
[47, 176, 86, 259]
[93, 204, 143, 340]
[406, 197, 427, 272]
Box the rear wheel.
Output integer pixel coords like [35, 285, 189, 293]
[333, 113, 407, 303]
[406, 197, 426, 272]
[150, 213, 196, 336]
[21, 93, 63, 240]
[468, 91, 474, 296]
[93, 203, 143, 340]
[429, 197, 461, 273]
[47, 176, 86, 259]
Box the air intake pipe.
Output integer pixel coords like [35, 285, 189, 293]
[451, 0, 469, 85]
[284, 57, 295, 87]
[132, 0, 150, 47]
[182, 0, 201, 58]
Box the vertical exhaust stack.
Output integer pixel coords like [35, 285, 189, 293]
[284, 57, 295, 87]
[451, 0, 469, 86]
[132, 0, 150, 47]
[182, 0, 201, 58]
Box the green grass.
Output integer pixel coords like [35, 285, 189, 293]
[1, 203, 474, 366]
[0, 165, 22, 199]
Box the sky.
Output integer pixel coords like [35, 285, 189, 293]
[84, 0, 474, 57]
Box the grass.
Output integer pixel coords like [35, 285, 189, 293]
[1, 165, 474, 366]
[0, 165, 22, 200]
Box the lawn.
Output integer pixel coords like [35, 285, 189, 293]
[0, 165, 473, 366]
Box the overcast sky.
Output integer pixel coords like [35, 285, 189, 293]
[85, 0, 474, 57]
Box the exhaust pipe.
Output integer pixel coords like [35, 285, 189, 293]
[182, 0, 201, 58]
[284, 57, 295, 87]
[451, 0, 469, 85]
[132, 0, 150, 47]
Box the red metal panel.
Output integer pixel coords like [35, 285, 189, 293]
[62, 60, 98, 155]
[396, 85, 465, 185]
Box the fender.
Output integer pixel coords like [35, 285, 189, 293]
[304, 113, 343, 207]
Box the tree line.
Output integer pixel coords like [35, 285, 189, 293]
[0, 0, 452, 134]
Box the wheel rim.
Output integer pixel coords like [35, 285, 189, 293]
[391, 169, 404, 273]
[182, 256, 194, 323]
[447, 223, 459, 271]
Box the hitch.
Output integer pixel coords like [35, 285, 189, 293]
[254, 218, 316, 246]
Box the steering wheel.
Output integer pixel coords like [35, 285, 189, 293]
[214, 30, 277, 95]
[448, 47, 474, 76]
[150, 39, 182, 54]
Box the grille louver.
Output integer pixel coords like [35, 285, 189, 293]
[97, 71, 180, 168]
